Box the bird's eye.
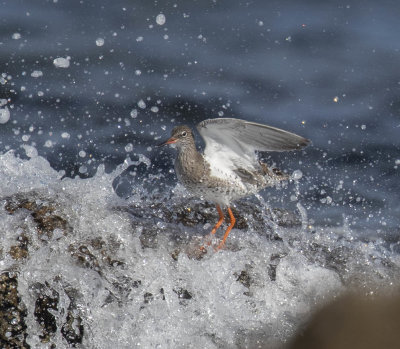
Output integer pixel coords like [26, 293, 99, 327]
[181, 131, 187, 137]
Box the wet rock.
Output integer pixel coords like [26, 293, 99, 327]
[173, 287, 192, 300]
[68, 237, 125, 275]
[271, 208, 302, 227]
[143, 292, 154, 304]
[0, 272, 29, 349]
[4, 192, 71, 241]
[121, 195, 300, 254]
[33, 286, 59, 343]
[236, 270, 251, 289]
[268, 253, 288, 282]
[31, 282, 84, 347]
[138, 226, 160, 249]
[61, 312, 84, 347]
[173, 287, 192, 305]
[141, 289, 167, 308]
[9, 234, 29, 260]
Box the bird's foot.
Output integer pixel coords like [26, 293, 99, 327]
[214, 240, 225, 251]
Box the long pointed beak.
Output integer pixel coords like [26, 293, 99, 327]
[157, 137, 178, 147]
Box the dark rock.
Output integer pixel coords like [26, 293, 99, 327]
[9, 234, 29, 261]
[4, 192, 71, 241]
[173, 288, 192, 306]
[268, 253, 288, 281]
[34, 288, 59, 343]
[61, 312, 84, 346]
[236, 270, 251, 289]
[143, 292, 153, 304]
[30, 282, 85, 346]
[0, 272, 29, 349]
[119, 195, 301, 255]
[68, 237, 125, 275]
[173, 288, 192, 300]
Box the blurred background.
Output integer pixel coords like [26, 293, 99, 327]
[0, 0, 399, 234]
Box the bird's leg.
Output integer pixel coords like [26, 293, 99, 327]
[210, 205, 225, 235]
[216, 207, 236, 250]
[200, 205, 224, 251]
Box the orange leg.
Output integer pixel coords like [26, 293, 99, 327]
[217, 207, 236, 250]
[210, 205, 224, 235]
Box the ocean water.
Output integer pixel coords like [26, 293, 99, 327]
[0, 0, 399, 347]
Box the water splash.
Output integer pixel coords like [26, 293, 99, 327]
[0, 150, 399, 348]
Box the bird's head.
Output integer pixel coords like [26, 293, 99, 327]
[158, 125, 194, 149]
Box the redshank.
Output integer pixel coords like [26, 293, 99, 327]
[159, 118, 310, 249]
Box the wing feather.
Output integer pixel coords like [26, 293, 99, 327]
[196, 118, 310, 179]
[197, 118, 310, 153]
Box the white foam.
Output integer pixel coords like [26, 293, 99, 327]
[0, 150, 398, 348]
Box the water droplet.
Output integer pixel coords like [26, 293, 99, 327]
[96, 38, 105, 46]
[79, 165, 87, 174]
[0, 107, 10, 124]
[137, 100, 146, 109]
[130, 109, 138, 118]
[53, 57, 70, 68]
[125, 143, 133, 152]
[31, 70, 43, 78]
[292, 170, 303, 180]
[156, 14, 166, 25]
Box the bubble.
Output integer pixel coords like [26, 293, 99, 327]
[53, 57, 70, 68]
[96, 38, 105, 46]
[361, 124, 366, 130]
[0, 107, 10, 124]
[292, 170, 303, 180]
[150, 106, 159, 113]
[79, 150, 86, 158]
[156, 14, 166, 25]
[61, 132, 70, 139]
[12, 33, 21, 40]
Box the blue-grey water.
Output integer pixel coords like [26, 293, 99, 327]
[2, 0, 398, 232]
[1, 1, 400, 348]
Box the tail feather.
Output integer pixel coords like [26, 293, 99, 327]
[259, 162, 289, 181]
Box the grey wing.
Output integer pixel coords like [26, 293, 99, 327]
[197, 118, 310, 153]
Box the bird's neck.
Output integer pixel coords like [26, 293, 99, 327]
[175, 143, 207, 179]
[176, 141, 201, 162]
